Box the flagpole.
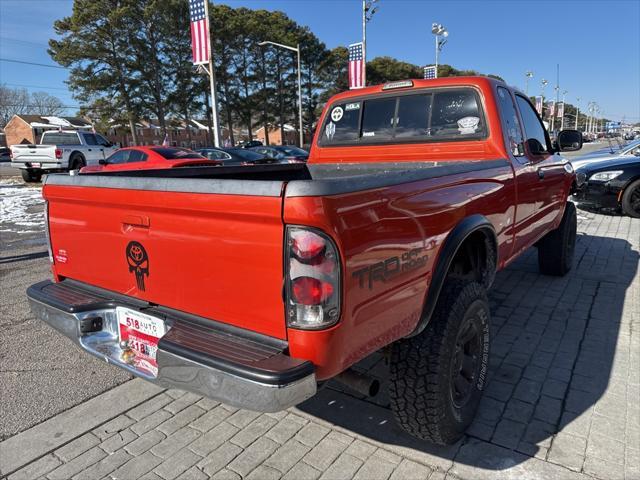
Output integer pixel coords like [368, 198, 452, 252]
[204, 0, 220, 148]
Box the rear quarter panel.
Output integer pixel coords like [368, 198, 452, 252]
[284, 162, 515, 380]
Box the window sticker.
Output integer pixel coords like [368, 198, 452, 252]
[457, 116, 480, 134]
[325, 121, 336, 140]
[345, 102, 360, 111]
[331, 106, 344, 122]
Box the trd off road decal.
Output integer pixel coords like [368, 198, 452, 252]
[353, 247, 428, 289]
[126, 241, 149, 291]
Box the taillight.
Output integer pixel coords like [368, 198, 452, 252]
[285, 226, 341, 330]
[55, 148, 63, 159]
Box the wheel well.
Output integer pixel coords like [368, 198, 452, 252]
[447, 228, 497, 290]
[70, 152, 85, 166]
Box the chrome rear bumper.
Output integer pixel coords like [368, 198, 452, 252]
[27, 281, 316, 412]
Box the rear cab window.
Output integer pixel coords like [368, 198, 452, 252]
[319, 87, 486, 146]
[41, 132, 80, 145]
[151, 147, 206, 159]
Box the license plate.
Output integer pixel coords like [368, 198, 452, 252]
[31, 162, 41, 167]
[117, 307, 166, 376]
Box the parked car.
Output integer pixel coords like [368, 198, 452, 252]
[197, 147, 279, 165]
[80, 146, 221, 173]
[238, 140, 263, 148]
[28, 76, 581, 446]
[0, 147, 10, 162]
[573, 157, 640, 218]
[10, 130, 118, 182]
[250, 145, 309, 163]
[571, 139, 640, 170]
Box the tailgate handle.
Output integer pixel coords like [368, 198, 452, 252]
[122, 215, 150, 228]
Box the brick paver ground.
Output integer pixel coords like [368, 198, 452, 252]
[2, 208, 638, 480]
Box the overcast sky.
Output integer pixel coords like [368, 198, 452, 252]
[1, 0, 638, 123]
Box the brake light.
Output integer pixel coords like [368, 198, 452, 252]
[285, 226, 341, 330]
[55, 148, 63, 159]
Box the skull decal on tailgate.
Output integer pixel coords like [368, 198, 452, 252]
[126, 241, 149, 291]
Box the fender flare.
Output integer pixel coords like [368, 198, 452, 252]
[407, 214, 498, 338]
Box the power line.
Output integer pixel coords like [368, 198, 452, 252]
[3, 82, 70, 91]
[0, 36, 49, 48]
[2, 104, 82, 109]
[0, 58, 67, 69]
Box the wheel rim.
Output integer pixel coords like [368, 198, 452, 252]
[630, 186, 640, 216]
[449, 311, 483, 409]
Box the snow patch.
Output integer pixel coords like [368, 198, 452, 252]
[0, 179, 45, 233]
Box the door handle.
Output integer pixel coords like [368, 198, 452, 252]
[122, 215, 150, 228]
[87, 149, 92, 151]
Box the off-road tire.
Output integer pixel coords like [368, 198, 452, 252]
[389, 280, 490, 445]
[620, 179, 640, 218]
[21, 169, 42, 183]
[69, 154, 85, 171]
[537, 201, 577, 276]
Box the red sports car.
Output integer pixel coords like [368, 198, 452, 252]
[80, 146, 221, 173]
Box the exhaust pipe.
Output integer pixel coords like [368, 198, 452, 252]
[334, 368, 380, 397]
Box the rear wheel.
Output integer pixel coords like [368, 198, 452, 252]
[621, 179, 640, 218]
[69, 155, 85, 171]
[538, 201, 577, 276]
[389, 281, 490, 445]
[21, 169, 42, 183]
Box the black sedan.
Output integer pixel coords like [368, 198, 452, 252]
[573, 157, 640, 218]
[197, 147, 278, 166]
[250, 145, 308, 163]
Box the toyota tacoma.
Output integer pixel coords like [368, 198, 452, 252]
[28, 77, 582, 444]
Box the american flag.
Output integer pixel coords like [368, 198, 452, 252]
[423, 66, 437, 79]
[189, 0, 210, 65]
[348, 43, 364, 89]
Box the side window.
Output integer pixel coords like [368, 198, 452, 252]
[321, 101, 361, 143]
[83, 134, 98, 146]
[96, 135, 111, 146]
[515, 95, 549, 155]
[127, 150, 147, 163]
[361, 97, 396, 139]
[496, 87, 525, 157]
[106, 150, 128, 164]
[395, 94, 431, 138]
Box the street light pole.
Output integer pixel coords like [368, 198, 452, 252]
[362, 0, 378, 88]
[431, 23, 448, 78]
[575, 97, 581, 130]
[258, 41, 304, 148]
[525, 71, 534, 96]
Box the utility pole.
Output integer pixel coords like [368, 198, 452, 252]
[575, 97, 581, 130]
[362, 0, 379, 88]
[550, 64, 559, 133]
[525, 71, 534, 96]
[541, 79, 548, 119]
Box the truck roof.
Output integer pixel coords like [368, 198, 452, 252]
[327, 75, 505, 103]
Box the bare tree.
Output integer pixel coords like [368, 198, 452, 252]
[0, 85, 31, 127]
[29, 92, 66, 116]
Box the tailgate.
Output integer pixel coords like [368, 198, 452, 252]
[11, 145, 56, 164]
[43, 175, 288, 339]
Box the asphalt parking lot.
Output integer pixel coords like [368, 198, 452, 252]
[0, 161, 638, 479]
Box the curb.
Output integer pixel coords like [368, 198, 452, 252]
[0, 379, 162, 476]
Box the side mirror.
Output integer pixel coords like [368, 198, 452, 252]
[557, 130, 583, 152]
[99, 159, 108, 165]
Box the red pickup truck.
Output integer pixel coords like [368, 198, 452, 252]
[28, 77, 582, 445]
